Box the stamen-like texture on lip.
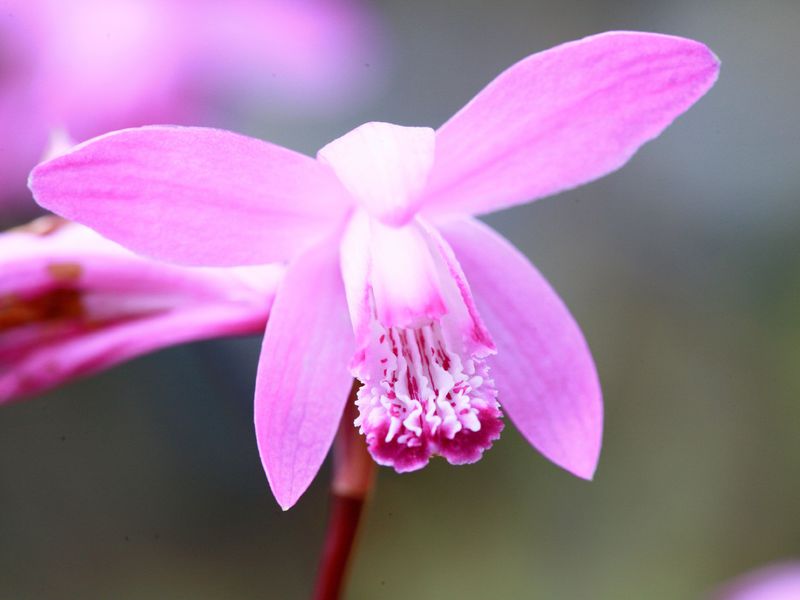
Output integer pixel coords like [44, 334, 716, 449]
[354, 319, 503, 472]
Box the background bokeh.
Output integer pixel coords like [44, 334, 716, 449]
[2, 0, 800, 598]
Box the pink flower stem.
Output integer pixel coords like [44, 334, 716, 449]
[312, 383, 375, 600]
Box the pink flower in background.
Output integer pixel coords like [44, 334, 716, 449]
[0, 0, 380, 211]
[713, 562, 800, 600]
[0, 217, 282, 403]
[30, 32, 720, 508]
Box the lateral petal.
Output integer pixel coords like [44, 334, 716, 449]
[29, 126, 352, 266]
[254, 238, 354, 510]
[423, 31, 719, 217]
[440, 218, 602, 479]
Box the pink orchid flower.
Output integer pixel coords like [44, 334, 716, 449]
[0, 0, 380, 210]
[0, 217, 282, 404]
[713, 562, 800, 600]
[29, 31, 720, 509]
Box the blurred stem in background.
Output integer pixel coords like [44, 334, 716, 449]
[313, 383, 375, 600]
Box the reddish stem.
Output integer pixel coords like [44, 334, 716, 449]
[312, 385, 375, 600]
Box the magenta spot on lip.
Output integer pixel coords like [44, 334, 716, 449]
[366, 423, 431, 473]
[438, 406, 504, 466]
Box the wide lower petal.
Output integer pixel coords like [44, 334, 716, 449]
[440, 218, 602, 479]
[29, 126, 352, 266]
[422, 31, 720, 218]
[254, 238, 354, 510]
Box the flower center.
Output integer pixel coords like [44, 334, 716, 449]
[353, 319, 503, 472]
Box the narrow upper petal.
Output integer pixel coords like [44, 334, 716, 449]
[440, 218, 602, 479]
[318, 122, 435, 226]
[0, 219, 281, 404]
[422, 31, 720, 217]
[254, 238, 355, 510]
[29, 126, 352, 266]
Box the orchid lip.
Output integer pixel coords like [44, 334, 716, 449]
[353, 311, 503, 472]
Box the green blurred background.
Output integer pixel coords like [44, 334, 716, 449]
[2, 0, 800, 598]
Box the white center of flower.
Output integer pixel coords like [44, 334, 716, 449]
[353, 317, 502, 472]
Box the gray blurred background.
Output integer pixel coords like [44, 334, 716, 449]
[2, 0, 800, 598]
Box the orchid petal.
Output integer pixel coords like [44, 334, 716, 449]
[714, 563, 800, 600]
[339, 212, 448, 338]
[422, 31, 720, 217]
[318, 122, 435, 226]
[440, 218, 602, 479]
[0, 218, 280, 300]
[418, 220, 495, 356]
[0, 303, 269, 405]
[254, 239, 354, 510]
[0, 220, 281, 404]
[368, 219, 447, 329]
[29, 126, 352, 266]
[338, 210, 372, 349]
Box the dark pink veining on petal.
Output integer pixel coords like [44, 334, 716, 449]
[354, 320, 503, 472]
